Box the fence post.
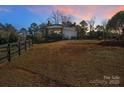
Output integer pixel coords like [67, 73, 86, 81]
[25, 40, 27, 51]
[31, 39, 33, 47]
[29, 40, 30, 48]
[18, 41, 21, 56]
[7, 43, 11, 62]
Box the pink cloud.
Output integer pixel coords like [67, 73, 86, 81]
[53, 5, 124, 24]
[26, 5, 124, 24]
[53, 5, 99, 21]
[53, 6, 81, 18]
[103, 5, 124, 19]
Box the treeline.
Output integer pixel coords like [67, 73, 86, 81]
[0, 23, 18, 44]
[0, 22, 46, 44]
[20, 23, 47, 44]
[77, 19, 119, 40]
[0, 10, 124, 45]
[77, 11, 124, 40]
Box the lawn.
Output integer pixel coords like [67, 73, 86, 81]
[0, 40, 124, 87]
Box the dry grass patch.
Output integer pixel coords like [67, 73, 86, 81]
[0, 40, 124, 86]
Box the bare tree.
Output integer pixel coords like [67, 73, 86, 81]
[50, 10, 62, 24]
[87, 16, 95, 32]
[102, 19, 108, 40]
[61, 15, 73, 24]
[102, 19, 108, 29]
[49, 10, 73, 24]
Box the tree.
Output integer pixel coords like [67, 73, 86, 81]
[79, 20, 88, 39]
[122, 28, 124, 40]
[39, 23, 46, 31]
[29, 23, 39, 39]
[50, 10, 62, 24]
[87, 16, 95, 32]
[61, 15, 73, 25]
[101, 20, 108, 40]
[0, 23, 5, 32]
[5, 24, 18, 43]
[87, 17, 96, 39]
[106, 11, 124, 40]
[27, 27, 33, 40]
[39, 23, 47, 37]
[76, 25, 81, 39]
[0, 23, 19, 44]
[95, 25, 104, 39]
[19, 28, 27, 40]
[0, 23, 6, 44]
[95, 25, 103, 31]
[49, 10, 73, 24]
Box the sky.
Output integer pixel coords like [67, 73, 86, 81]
[0, 5, 124, 29]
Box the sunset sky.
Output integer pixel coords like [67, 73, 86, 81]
[0, 5, 124, 29]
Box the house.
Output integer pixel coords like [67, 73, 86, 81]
[45, 21, 77, 39]
[63, 26, 77, 39]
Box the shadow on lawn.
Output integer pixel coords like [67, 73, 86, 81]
[98, 40, 124, 47]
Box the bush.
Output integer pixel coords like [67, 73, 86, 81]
[71, 36, 77, 40]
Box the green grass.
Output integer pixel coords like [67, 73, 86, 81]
[0, 40, 124, 86]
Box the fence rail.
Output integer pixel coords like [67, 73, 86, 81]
[0, 40, 32, 63]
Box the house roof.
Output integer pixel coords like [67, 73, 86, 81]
[46, 24, 63, 29]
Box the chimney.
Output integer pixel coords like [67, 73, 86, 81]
[74, 22, 76, 26]
[47, 20, 51, 26]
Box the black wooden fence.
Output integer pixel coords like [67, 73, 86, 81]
[0, 40, 32, 63]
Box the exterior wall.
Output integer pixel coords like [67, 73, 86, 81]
[63, 27, 77, 39]
[48, 28, 62, 35]
[46, 26, 63, 36]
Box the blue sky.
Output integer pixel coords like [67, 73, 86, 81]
[0, 6, 51, 29]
